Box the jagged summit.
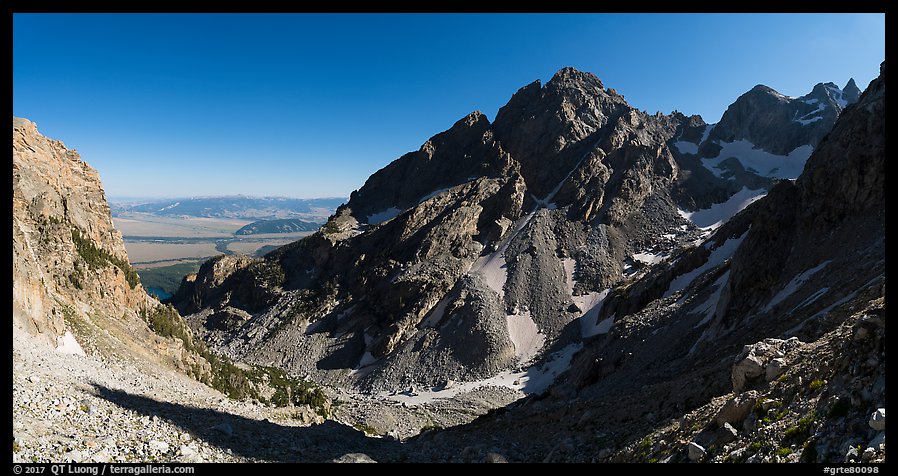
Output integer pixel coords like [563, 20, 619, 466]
[701, 78, 859, 157]
[842, 77, 861, 104]
[547, 66, 605, 90]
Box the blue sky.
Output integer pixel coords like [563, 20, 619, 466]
[13, 13, 885, 200]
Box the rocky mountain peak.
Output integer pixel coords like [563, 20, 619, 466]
[459, 110, 488, 127]
[707, 78, 858, 156]
[747, 84, 789, 101]
[843, 77, 861, 104]
[492, 67, 631, 199]
[547, 66, 605, 91]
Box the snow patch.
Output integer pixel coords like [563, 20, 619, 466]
[417, 187, 450, 204]
[664, 229, 748, 298]
[826, 84, 848, 109]
[471, 212, 536, 301]
[576, 289, 611, 338]
[784, 276, 882, 337]
[678, 186, 767, 230]
[56, 332, 86, 356]
[700, 124, 716, 144]
[794, 102, 826, 125]
[591, 315, 614, 335]
[672, 124, 715, 155]
[633, 252, 665, 265]
[420, 293, 452, 329]
[692, 271, 730, 328]
[562, 258, 577, 294]
[763, 260, 832, 312]
[563, 256, 612, 338]
[797, 116, 824, 126]
[506, 311, 545, 364]
[791, 287, 830, 313]
[382, 343, 582, 406]
[357, 351, 377, 368]
[673, 140, 698, 155]
[701, 140, 813, 180]
[366, 207, 402, 225]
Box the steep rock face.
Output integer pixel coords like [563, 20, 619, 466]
[12, 117, 225, 384]
[491, 67, 632, 201]
[347, 111, 514, 222]
[717, 63, 884, 332]
[563, 64, 883, 457]
[12, 117, 148, 342]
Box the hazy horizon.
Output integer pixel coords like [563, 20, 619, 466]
[106, 193, 349, 204]
[14, 13, 885, 198]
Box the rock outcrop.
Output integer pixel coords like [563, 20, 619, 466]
[13, 117, 149, 344]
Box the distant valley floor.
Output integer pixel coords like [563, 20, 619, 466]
[113, 213, 314, 297]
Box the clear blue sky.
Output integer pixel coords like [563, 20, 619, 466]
[13, 13, 884, 200]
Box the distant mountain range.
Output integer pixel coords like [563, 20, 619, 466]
[110, 195, 345, 220]
[235, 218, 322, 235]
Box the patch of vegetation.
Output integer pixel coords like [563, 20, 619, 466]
[255, 245, 280, 257]
[808, 379, 825, 392]
[648, 457, 658, 463]
[761, 407, 788, 425]
[639, 436, 653, 450]
[354, 423, 379, 435]
[71, 228, 140, 289]
[136, 261, 203, 297]
[140, 304, 330, 416]
[321, 221, 340, 234]
[749, 441, 764, 453]
[637, 436, 654, 459]
[777, 373, 789, 383]
[827, 398, 850, 418]
[248, 259, 286, 289]
[776, 447, 794, 457]
[801, 439, 818, 462]
[419, 422, 443, 434]
[13, 440, 21, 453]
[784, 411, 816, 442]
[59, 303, 91, 338]
[48, 215, 63, 225]
[68, 272, 84, 290]
[754, 397, 768, 413]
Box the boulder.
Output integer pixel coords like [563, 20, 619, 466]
[732, 338, 801, 391]
[715, 422, 739, 444]
[765, 358, 786, 381]
[331, 453, 377, 463]
[687, 442, 706, 461]
[716, 391, 759, 426]
[869, 408, 885, 431]
[148, 440, 169, 453]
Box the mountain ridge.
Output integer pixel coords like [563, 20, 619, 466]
[168, 66, 868, 400]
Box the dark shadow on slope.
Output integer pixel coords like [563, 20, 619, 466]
[89, 384, 404, 462]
